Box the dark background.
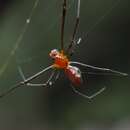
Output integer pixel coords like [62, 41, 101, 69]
[0, 0, 129, 130]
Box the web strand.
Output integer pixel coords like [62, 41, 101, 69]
[82, 0, 121, 40]
[0, 0, 40, 77]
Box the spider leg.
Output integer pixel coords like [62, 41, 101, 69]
[45, 71, 61, 86]
[61, 0, 67, 50]
[71, 84, 106, 99]
[27, 70, 61, 87]
[27, 71, 57, 87]
[18, 66, 56, 87]
[66, 0, 81, 55]
[69, 61, 128, 76]
[54, 71, 60, 81]
[0, 83, 23, 98]
[45, 71, 61, 87]
[82, 71, 127, 77]
[0, 65, 54, 98]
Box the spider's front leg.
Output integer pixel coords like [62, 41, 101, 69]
[66, 0, 81, 55]
[61, 0, 67, 50]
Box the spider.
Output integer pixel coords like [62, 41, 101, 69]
[0, 0, 128, 99]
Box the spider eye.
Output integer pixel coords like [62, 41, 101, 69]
[49, 49, 58, 58]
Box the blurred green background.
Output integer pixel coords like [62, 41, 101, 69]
[0, 0, 129, 130]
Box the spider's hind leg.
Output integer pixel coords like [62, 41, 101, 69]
[71, 84, 106, 99]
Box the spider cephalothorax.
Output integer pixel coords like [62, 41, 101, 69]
[50, 49, 69, 69]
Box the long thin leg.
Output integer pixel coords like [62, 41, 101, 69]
[61, 0, 67, 51]
[66, 0, 81, 55]
[26, 70, 56, 87]
[23, 65, 54, 83]
[18, 66, 56, 87]
[71, 84, 106, 99]
[54, 71, 60, 81]
[0, 65, 54, 98]
[28, 71, 61, 87]
[0, 83, 24, 98]
[82, 71, 128, 77]
[69, 61, 128, 76]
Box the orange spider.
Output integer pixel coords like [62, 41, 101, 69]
[0, 0, 127, 99]
[50, 49, 82, 86]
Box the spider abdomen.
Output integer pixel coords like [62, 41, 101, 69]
[65, 65, 83, 86]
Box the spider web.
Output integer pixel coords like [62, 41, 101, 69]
[0, 0, 39, 77]
[0, 0, 126, 91]
[0, 1, 129, 129]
